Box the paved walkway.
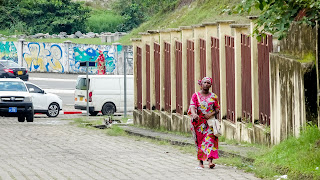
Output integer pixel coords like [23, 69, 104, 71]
[0, 115, 261, 180]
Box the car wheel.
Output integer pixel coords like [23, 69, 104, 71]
[101, 103, 115, 115]
[26, 113, 34, 122]
[89, 111, 99, 116]
[46, 103, 60, 117]
[18, 116, 25, 122]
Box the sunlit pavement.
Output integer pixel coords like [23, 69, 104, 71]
[0, 115, 260, 180]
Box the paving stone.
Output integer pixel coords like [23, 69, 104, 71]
[0, 116, 261, 180]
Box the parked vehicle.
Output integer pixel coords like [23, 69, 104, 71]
[0, 63, 17, 79]
[25, 82, 62, 117]
[0, 78, 34, 122]
[74, 75, 134, 116]
[0, 60, 29, 81]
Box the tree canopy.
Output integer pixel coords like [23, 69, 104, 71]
[226, 0, 320, 39]
[0, 0, 90, 35]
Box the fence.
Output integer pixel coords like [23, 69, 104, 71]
[132, 21, 313, 145]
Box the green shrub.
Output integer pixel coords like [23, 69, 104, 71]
[86, 10, 125, 33]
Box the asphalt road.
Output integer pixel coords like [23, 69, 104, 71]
[0, 114, 261, 180]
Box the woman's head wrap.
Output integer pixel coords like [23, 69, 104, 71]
[198, 77, 213, 86]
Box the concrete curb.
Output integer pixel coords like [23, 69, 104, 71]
[123, 128, 255, 163]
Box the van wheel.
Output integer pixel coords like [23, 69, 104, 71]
[89, 111, 99, 116]
[46, 103, 60, 117]
[102, 103, 115, 115]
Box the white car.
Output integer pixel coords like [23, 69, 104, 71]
[25, 82, 62, 117]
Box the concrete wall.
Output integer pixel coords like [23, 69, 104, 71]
[132, 21, 317, 145]
[2, 40, 133, 74]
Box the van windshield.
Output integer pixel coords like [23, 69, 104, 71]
[76, 78, 90, 90]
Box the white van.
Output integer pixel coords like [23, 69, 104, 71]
[74, 75, 134, 116]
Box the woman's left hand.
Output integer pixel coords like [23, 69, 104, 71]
[204, 114, 211, 119]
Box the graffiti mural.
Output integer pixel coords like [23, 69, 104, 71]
[23, 42, 64, 72]
[70, 44, 116, 74]
[0, 41, 18, 63]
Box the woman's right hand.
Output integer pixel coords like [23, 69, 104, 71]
[192, 114, 199, 121]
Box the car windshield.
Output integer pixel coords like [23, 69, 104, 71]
[0, 60, 20, 68]
[0, 81, 28, 92]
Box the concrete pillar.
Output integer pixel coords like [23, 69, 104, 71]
[17, 39, 25, 68]
[193, 24, 206, 92]
[217, 20, 235, 119]
[180, 26, 193, 114]
[159, 30, 171, 111]
[64, 40, 72, 73]
[230, 24, 250, 122]
[203, 22, 218, 77]
[169, 28, 182, 113]
[139, 32, 151, 109]
[248, 16, 259, 123]
[101, 35, 107, 43]
[147, 30, 160, 110]
[131, 38, 142, 109]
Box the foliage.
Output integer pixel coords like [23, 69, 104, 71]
[254, 124, 320, 179]
[0, 0, 90, 35]
[111, 0, 179, 32]
[85, 9, 124, 33]
[224, 0, 320, 39]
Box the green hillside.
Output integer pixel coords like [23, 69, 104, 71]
[118, 0, 259, 45]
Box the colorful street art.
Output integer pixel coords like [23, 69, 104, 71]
[23, 42, 64, 72]
[0, 41, 18, 63]
[71, 45, 116, 74]
[2, 41, 133, 74]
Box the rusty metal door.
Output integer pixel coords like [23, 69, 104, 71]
[164, 42, 171, 112]
[136, 46, 142, 110]
[258, 35, 273, 125]
[200, 38, 206, 78]
[225, 36, 235, 123]
[154, 43, 161, 110]
[175, 41, 183, 114]
[146, 44, 150, 110]
[187, 40, 195, 106]
[211, 37, 220, 119]
[241, 34, 252, 122]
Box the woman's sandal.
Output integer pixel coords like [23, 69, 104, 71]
[209, 163, 215, 169]
[195, 164, 204, 169]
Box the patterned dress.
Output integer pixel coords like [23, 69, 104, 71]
[188, 91, 220, 161]
[96, 53, 106, 75]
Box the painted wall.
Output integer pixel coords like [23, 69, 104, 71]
[1, 41, 133, 74]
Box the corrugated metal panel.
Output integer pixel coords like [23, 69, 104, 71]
[175, 41, 183, 114]
[200, 38, 206, 78]
[164, 42, 171, 112]
[136, 46, 142, 110]
[146, 44, 150, 110]
[225, 35, 235, 123]
[241, 34, 252, 122]
[211, 37, 220, 119]
[258, 35, 273, 125]
[187, 40, 195, 106]
[154, 43, 161, 110]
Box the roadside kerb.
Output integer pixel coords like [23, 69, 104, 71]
[121, 125, 256, 162]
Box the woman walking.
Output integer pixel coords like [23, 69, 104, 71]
[188, 77, 220, 169]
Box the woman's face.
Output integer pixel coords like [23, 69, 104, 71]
[201, 79, 211, 90]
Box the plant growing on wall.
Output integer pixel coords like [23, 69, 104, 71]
[224, 0, 320, 40]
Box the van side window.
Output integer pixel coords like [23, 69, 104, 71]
[76, 78, 90, 90]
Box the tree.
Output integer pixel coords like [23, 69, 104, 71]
[227, 0, 320, 39]
[0, 0, 90, 34]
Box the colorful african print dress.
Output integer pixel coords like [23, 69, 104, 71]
[188, 91, 220, 161]
[96, 53, 106, 75]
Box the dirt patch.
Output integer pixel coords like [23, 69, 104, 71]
[177, 0, 197, 9]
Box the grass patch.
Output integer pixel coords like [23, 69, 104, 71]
[86, 9, 124, 33]
[132, 124, 193, 138]
[253, 124, 320, 179]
